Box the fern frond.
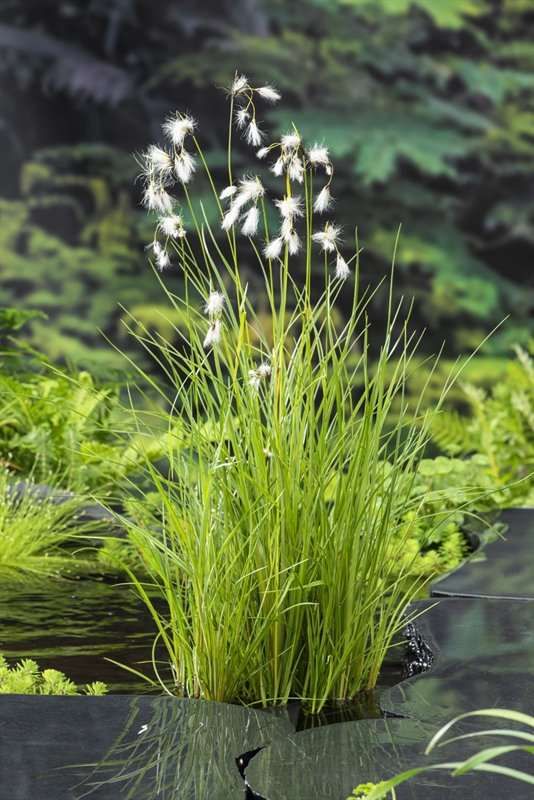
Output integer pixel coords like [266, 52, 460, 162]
[432, 409, 473, 454]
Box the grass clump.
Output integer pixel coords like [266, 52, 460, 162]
[0, 469, 107, 580]
[110, 74, 483, 713]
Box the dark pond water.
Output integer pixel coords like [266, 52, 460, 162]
[0, 578, 170, 693]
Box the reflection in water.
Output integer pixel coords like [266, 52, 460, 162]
[380, 598, 534, 722]
[71, 696, 294, 800]
[0, 579, 167, 692]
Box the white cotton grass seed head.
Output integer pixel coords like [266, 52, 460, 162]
[157, 188, 175, 214]
[155, 249, 171, 271]
[203, 318, 222, 349]
[162, 113, 197, 146]
[281, 132, 302, 151]
[270, 157, 285, 177]
[274, 195, 304, 219]
[256, 362, 272, 378]
[231, 74, 249, 96]
[245, 119, 264, 147]
[256, 147, 270, 160]
[204, 291, 225, 318]
[312, 223, 342, 253]
[263, 237, 284, 260]
[158, 215, 184, 238]
[174, 150, 196, 183]
[237, 176, 265, 204]
[307, 143, 330, 166]
[146, 239, 162, 255]
[255, 84, 281, 103]
[221, 203, 242, 231]
[288, 158, 304, 183]
[220, 185, 238, 200]
[313, 185, 333, 214]
[146, 145, 174, 175]
[241, 205, 260, 236]
[142, 184, 160, 211]
[287, 230, 301, 255]
[142, 185, 175, 214]
[235, 108, 250, 129]
[335, 254, 351, 280]
[248, 371, 261, 390]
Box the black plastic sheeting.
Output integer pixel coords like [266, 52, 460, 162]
[430, 507, 534, 599]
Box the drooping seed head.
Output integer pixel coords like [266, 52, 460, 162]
[245, 119, 264, 147]
[241, 205, 260, 237]
[307, 143, 330, 166]
[263, 237, 284, 260]
[203, 318, 223, 348]
[204, 291, 225, 318]
[274, 195, 304, 220]
[335, 254, 351, 280]
[158, 215, 185, 238]
[313, 185, 333, 214]
[174, 150, 196, 184]
[235, 108, 250, 129]
[231, 74, 249, 96]
[312, 223, 342, 252]
[155, 248, 171, 271]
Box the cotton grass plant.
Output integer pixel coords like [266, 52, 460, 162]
[113, 74, 465, 713]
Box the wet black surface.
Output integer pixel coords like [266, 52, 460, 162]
[431, 507, 534, 599]
[244, 716, 533, 800]
[0, 695, 295, 800]
[379, 597, 534, 723]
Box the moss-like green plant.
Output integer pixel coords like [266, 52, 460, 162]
[433, 343, 534, 506]
[386, 454, 500, 582]
[0, 655, 107, 696]
[348, 782, 393, 800]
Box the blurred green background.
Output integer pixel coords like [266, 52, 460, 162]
[1, 0, 532, 385]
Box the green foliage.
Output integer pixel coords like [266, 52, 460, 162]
[433, 344, 534, 505]
[0, 144, 190, 368]
[0, 309, 168, 491]
[385, 453, 504, 585]
[0, 654, 108, 695]
[348, 781, 392, 800]
[0, 469, 107, 580]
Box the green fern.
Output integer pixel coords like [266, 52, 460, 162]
[433, 344, 534, 504]
[432, 409, 473, 455]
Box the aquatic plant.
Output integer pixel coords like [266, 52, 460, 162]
[0, 468, 106, 580]
[112, 74, 482, 713]
[0, 654, 107, 696]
